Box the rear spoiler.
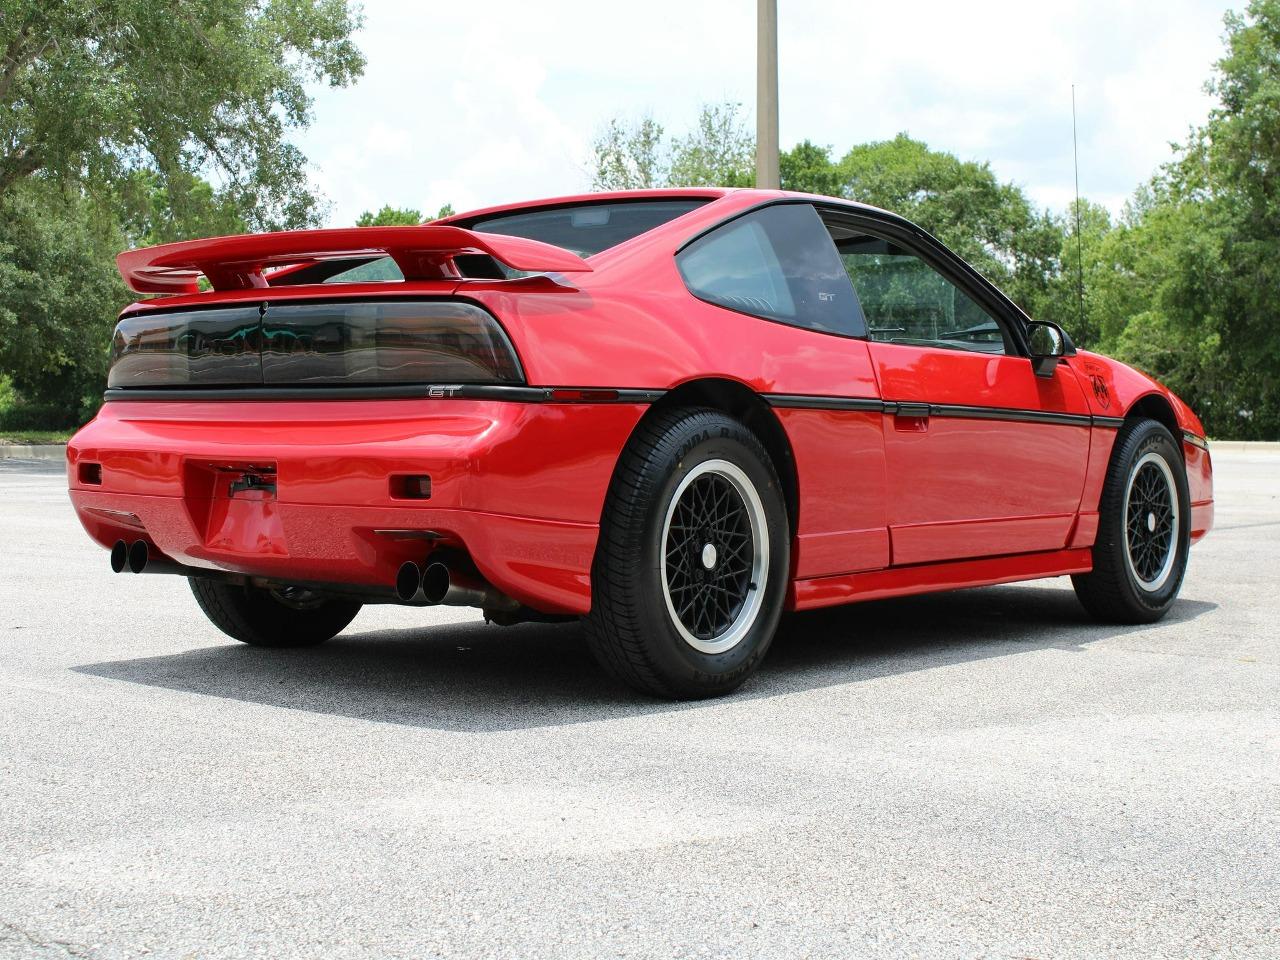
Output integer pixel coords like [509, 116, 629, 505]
[116, 225, 592, 295]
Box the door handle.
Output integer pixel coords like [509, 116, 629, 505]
[891, 402, 930, 433]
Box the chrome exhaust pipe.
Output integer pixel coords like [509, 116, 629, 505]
[395, 561, 425, 602]
[126, 540, 184, 576]
[110, 538, 244, 585]
[421, 561, 519, 612]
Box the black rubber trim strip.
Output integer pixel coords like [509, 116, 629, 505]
[104, 384, 547, 402]
[1092, 415, 1126, 429]
[1182, 431, 1209, 449]
[611, 389, 668, 403]
[102, 384, 667, 404]
[929, 403, 1094, 428]
[764, 393, 1107, 428]
[761, 393, 885, 412]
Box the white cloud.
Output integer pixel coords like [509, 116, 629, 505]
[294, 0, 1233, 226]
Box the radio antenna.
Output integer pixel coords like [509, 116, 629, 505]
[1072, 84, 1085, 336]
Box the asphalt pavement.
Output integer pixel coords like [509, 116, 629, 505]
[1, 450, 1277, 959]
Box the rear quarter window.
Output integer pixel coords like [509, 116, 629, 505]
[676, 204, 865, 338]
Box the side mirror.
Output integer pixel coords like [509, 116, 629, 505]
[1027, 320, 1076, 377]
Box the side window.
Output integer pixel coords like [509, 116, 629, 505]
[677, 204, 865, 338]
[833, 233, 1009, 354]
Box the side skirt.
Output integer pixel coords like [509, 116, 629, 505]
[788, 547, 1094, 611]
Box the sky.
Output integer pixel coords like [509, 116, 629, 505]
[294, 0, 1237, 227]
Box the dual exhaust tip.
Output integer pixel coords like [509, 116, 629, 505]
[396, 558, 517, 612]
[112, 539, 513, 613]
[110, 539, 174, 575]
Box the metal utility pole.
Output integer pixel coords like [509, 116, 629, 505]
[756, 0, 780, 189]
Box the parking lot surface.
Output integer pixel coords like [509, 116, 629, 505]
[1, 450, 1277, 959]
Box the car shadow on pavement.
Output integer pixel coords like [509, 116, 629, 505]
[73, 583, 1217, 732]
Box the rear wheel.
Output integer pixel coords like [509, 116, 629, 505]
[586, 408, 790, 699]
[189, 579, 361, 647]
[1072, 418, 1190, 623]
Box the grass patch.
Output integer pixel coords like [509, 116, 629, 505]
[0, 429, 72, 445]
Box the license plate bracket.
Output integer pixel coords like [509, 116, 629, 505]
[182, 461, 287, 556]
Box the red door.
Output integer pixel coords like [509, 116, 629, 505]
[828, 217, 1092, 566]
[868, 343, 1092, 565]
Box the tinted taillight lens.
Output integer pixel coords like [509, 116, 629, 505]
[260, 301, 522, 385]
[109, 306, 261, 387]
[107, 300, 524, 388]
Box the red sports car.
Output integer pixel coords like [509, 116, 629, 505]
[67, 188, 1214, 698]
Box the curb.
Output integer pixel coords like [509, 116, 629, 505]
[0, 444, 67, 460]
[1206, 441, 1280, 453]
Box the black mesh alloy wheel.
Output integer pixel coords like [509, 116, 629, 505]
[1124, 453, 1180, 590]
[586, 408, 789, 699]
[661, 459, 769, 655]
[1073, 418, 1191, 623]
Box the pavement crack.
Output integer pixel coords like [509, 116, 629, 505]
[0, 920, 93, 958]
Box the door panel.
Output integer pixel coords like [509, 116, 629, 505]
[869, 343, 1092, 564]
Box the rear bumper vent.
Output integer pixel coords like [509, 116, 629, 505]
[390, 474, 432, 500]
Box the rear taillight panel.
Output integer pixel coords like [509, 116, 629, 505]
[107, 299, 524, 389]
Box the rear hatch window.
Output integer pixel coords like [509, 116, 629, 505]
[285, 198, 711, 286]
[465, 199, 709, 257]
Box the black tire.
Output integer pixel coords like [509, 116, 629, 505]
[1072, 418, 1190, 623]
[585, 407, 790, 699]
[189, 578, 361, 647]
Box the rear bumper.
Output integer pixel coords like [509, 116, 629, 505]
[66, 398, 646, 614]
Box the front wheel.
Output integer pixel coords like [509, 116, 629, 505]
[1072, 418, 1191, 623]
[586, 408, 790, 699]
[189, 579, 361, 647]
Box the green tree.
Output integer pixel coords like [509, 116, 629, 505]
[355, 203, 455, 227]
[780, 140, 841, 197]
[667, 102, 754, 187]
[591, 115, 667, 190]
[0, 181, 127, 425]
[1034, 198, 1115, 348]
[1194, 0, 1280, 435]
[0, 0, 365, 230]
[590, 102, 754, 189]
[1089, 0, 1280, 437]
[115, 170, 248, 248]
[1094, 191, 1232, 431]
[356, 205, 423, 227]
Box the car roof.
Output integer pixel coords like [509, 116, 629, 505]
[435, 187, 892, 226]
